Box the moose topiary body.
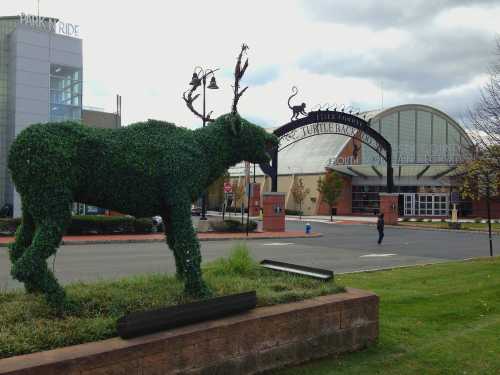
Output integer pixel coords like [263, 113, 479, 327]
[8, 45, 278, 309]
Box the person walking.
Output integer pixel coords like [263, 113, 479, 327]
[377, 213, 385, 244]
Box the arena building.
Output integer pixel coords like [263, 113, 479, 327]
[0, 14, 120, 217]
[228, 104, 495, 218]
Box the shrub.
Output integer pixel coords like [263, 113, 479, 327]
[133, 218, 154, 234]
[285, 209, 301, 215]
[474, 218, 482, 224]
[66, 215, 135, 235]
[209, 219, 258, 232]
[401, 217, 410, 222]
[224, 206, 248, 213]
[1, 215, 160, 236]
[0, 218, 21, 235]
[416, 218, 424, 222]
[205, 243, 257, 277]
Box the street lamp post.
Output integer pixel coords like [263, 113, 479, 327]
[187, 67, 219, 221]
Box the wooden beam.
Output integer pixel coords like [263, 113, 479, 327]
[347, 166, 368, 178]
[371, 166, 383, 178]
[417, 165, 431, 179]
[432, 166, 457, 179]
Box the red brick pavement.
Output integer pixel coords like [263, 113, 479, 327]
[0, 231, 321, 246]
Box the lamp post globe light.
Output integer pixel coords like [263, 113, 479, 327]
[186, 66, 219, 221]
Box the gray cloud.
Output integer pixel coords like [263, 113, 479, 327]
[300, 28, 494, 94]
[303, 0, 499, 30]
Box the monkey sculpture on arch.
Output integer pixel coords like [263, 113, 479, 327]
[288, 86, 307, 121]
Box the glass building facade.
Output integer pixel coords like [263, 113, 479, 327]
[50, 64, 82, 121]
[0, 17, 18, 208]
[0, 15, 82, 216]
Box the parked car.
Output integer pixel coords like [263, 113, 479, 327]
[191, 205, 202, 216]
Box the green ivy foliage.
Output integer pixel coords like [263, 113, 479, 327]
[8, 113, 278, 310]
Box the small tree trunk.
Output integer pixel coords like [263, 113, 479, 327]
[330, 206, 333, 222]
[299, 202, 302, 221]
[487, 185, 493, 257]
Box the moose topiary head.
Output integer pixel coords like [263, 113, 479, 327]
[211, 113, 277, 165]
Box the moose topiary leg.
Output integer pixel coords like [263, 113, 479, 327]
[8, 207, 35, 267]
[10, 192, 71, 309]
[162, 212, 184, 279]
[166, 200, 211, 298]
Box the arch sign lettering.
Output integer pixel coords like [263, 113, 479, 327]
[259, 109, 395, 192]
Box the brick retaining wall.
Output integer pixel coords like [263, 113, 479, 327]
[0, 288, 378, 375]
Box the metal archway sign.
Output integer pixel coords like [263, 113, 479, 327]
[260, 110, 394, 192]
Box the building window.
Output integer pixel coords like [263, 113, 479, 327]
[50, 64, 82, 122]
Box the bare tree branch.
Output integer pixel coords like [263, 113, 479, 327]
[468, 36, 500, 170]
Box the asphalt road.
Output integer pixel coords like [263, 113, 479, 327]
[1, 221, 498, 291]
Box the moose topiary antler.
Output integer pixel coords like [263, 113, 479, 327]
[231, 43, 249, 115]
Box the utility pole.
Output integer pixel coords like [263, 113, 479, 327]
[486, 179, 493, 257]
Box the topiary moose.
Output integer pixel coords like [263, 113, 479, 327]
[8, 45, 278, 310]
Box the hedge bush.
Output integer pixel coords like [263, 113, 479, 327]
[67, 215, 135, 235]
[0, 216, 158, 236]
[0, 218, 21, 235]
[210, 219, 258, 232]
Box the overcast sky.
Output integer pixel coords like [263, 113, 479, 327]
[5, 0, 500, 128]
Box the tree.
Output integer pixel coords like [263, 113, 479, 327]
[231, 179, 246, 222]
[290, 178, 310, 220]
[467, 38, 500, 170]
[462, 37, 500, 257]
[317, 171, 343, 221]
[207, 171, 229, 210]
[460, 156, 499, 257]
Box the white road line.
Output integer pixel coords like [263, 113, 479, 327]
[360, 253, 397, 258]
[263, 243, 295, 246]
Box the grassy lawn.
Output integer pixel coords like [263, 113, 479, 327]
[0, 244, 343, 359]
[272, 257, 500, 375]
[398, 221, 500, 232]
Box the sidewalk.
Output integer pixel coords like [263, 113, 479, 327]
[285, 215, 376, 224]
[207, 211, 377, 224]
[0, 230, 322, 247]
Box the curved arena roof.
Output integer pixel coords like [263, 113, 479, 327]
[229, 104, 473, 178]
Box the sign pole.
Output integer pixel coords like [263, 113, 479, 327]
[246, 183, 252, 236]
[222, 192, 226, 221]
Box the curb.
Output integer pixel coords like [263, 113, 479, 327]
[0, 233, 323, 247]
[387, 224, 500, 235]
[337, 255, 500, 276]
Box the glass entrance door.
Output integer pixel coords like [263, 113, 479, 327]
[403, 193, 416, 216]
[402, 193, 448, 216]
